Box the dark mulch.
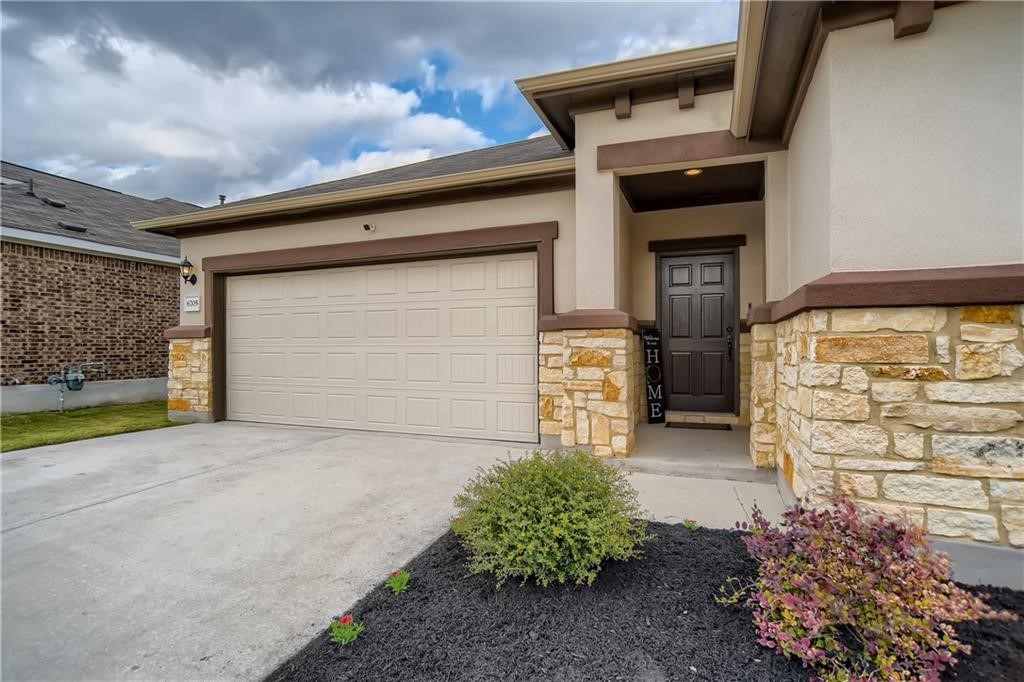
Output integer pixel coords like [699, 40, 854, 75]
[265, 523, 1024, 682]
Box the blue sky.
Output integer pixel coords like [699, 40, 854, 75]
[1, 1, 738, 205]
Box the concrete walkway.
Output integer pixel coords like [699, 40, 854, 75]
[1, 422, 783, 681]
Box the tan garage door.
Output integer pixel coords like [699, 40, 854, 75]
[225, 252, 538, 442]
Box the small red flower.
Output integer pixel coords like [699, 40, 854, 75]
[339, 614, 353, 625]
[390, 570, 399, 577]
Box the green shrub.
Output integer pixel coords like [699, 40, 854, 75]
[452, 451, 650, 587]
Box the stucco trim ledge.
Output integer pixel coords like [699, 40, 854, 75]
[750, 264, 1024, 324]
[538, 309, 637, 331]
[165, 325, 211, 339]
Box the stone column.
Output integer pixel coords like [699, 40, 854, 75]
[539, 329, 639, 456]
[167, 338, 213, 422]
[749, 323, 778, 467]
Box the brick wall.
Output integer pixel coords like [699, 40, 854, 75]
[1, 241, 178, 385]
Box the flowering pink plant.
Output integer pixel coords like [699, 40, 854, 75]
[718, 498, 1015, 681]
[328, 613, 364, 646]
[385, 569, 410, 595]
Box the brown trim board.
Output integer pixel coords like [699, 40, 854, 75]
[893, 2, 934, 39]
[597, 130, 784, 171]
[649, 234, 747, 253]
[748, 264, 1024, 324]
[165, 325, 211, 339]
[201, 221, 559, 421]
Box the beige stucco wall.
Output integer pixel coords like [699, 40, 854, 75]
[763, 152, 790, 301]
[177, 189, 576, 326]
[827, 2, 1023, 272]
[616, 188, 633, 314]
[784, 1, 1023, 297]
[786, 39, 832, 296]
[573, 92, 734, 311]
[575, 92, 734, 149]
[628, 201, 766, 322]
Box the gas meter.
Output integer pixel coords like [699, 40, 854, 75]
[46, 362, 105, 411]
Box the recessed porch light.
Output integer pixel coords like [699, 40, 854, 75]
[683, 168, 703, 177]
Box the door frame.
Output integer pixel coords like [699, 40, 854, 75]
[651, 235, 744, 415]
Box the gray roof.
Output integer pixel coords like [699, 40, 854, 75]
[227, 135, 571, 208]
[0, 161, 196, 257]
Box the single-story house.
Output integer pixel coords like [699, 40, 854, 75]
[138, 1, 1023, 552]
[0, 161, 196, 412]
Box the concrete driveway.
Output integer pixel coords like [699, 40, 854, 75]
[1, 422, 784, 681]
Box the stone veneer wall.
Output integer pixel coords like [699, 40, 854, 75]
[167, 338, 212, 421]
[750, 305, 1024, 547]
[539, 329, 641, 456]
[739, 331, 751, 425]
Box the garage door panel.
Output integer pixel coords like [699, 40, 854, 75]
[326, 271, 356, 297]
[406, 353, 439, 383]
[326, 311, 355, 338]
[258, 277, 285, 301]
[226, 254, 538, 442]
[497, 304, 537, 337]
[406, 265, 439, 293]
[292, 353, 320, 379]
[496, 257, 536, 290]
[497, 400, 538, 435]
[366, 267, 398, 295]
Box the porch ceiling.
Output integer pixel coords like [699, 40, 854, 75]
[619, 161, 764, 213]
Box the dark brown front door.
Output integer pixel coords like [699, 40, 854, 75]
[658, 252, 737, 412]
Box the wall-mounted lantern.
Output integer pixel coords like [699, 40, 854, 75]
[180, 256, 197, 285]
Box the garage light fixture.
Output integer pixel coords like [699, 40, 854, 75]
[683, 168, 703, 177]
[180, 256, 197, 285]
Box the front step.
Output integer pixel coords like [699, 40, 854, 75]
[665, 410, 741, 426]
[615, 455, 776, 484]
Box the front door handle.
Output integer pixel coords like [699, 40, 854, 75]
[726, 326, 734, 361]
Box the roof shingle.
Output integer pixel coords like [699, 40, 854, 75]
[1, 161, 196, 257]
[224, 135, 571, 208]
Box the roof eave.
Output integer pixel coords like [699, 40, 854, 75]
[515, 41, 738, 94]
[730, 1, 769, 139]
[133, 156, 575, 234]
[516, 41, 738, 149]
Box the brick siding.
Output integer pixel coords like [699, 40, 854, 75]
[1, 241, 178, 385]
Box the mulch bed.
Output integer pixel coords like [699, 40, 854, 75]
[265, 523, 1024, 682]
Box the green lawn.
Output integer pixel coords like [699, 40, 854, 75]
[1, 401, 180, 453]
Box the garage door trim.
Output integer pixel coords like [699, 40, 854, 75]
[202, 221, 558, 421]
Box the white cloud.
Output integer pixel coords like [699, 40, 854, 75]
[527, 127, 550, 139]
[2, 2, 740, 204]
[616, 34, 699, 60]
[418, 58, 438, 92]
[4, 36, 489, 202]
[387, 113, 491, 153]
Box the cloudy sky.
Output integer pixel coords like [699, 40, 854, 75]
[1, 1, 738, 206]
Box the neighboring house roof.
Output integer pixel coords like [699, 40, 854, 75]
[1, 161, 196, 258]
